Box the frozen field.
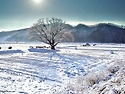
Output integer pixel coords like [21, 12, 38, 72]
[0, 43, 125, 94]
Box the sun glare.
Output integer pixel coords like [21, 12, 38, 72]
[33, 0, 41, 3]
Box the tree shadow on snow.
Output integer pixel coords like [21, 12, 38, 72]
[43, 51, 86, 78]
[0, 50, 24, 54]
[28, 48, 59, 53]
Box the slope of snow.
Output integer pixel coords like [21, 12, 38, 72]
[0, 43, 124, 94]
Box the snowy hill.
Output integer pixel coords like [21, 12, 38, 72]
[0, 28, 31, 42]
[0, 23, 125, 43]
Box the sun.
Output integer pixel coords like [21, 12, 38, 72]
[33, 0, 42, 3]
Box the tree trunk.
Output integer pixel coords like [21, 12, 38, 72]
[51, 45, 55, 50]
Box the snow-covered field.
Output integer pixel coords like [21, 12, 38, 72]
[0, 43, 124, 94]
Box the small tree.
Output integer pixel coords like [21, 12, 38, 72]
[29, 18, 73, 50]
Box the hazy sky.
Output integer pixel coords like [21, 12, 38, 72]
[0, 0, 125, 31]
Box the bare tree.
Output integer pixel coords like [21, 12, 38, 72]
[29, 18, 74, 50]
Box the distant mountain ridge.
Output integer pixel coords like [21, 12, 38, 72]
[0, 23, 125, 43]
[72, 23, 125, 43]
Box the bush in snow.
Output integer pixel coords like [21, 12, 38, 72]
[36, 46, 50, 49]
[93, 44, 96, 46]
[83, 43, 90, 46]
[107, 64, 119, 73]
[8, 46, 12, 49]
[86, 43, 90, 46]
[29, 46, 34, 49]
[110, 50, 115, 54]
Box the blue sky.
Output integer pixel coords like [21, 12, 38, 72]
[0, 0, 125, 31]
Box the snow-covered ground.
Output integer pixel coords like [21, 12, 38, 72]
[0, 43, 124, 94]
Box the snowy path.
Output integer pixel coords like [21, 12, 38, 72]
[0, 43, 124, 94]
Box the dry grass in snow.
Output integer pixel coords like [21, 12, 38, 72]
[57, 61, 125, 94]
